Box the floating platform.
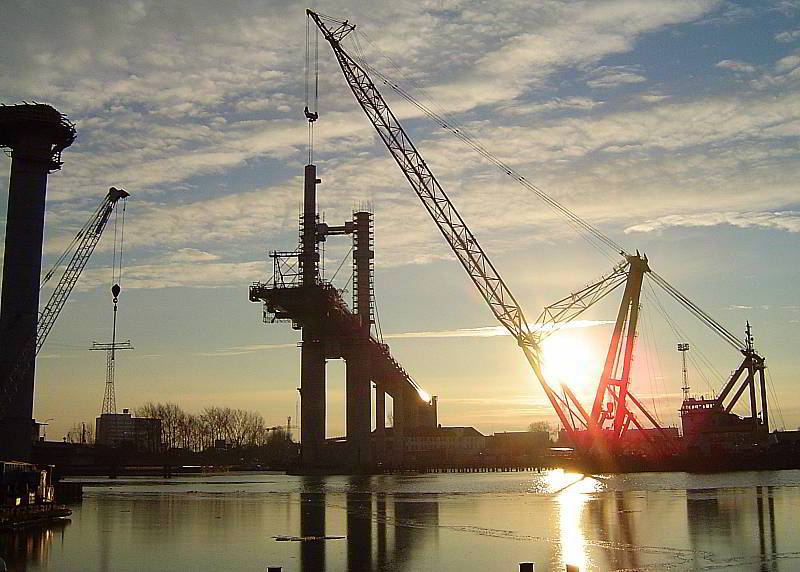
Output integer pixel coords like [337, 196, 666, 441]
[0, 504, 71, 530]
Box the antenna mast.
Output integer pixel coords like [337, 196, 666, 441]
[91, 201, 133, 414]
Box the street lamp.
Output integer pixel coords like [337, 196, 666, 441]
[677, 343, 690, 401]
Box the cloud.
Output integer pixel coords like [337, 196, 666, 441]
[163, 248, 220, 263]
[696, 2, 755, 26]
[586, 65, 647, 88]
[498, 97, 602, 117]
[775, 29, 800, 43]
[205, 321, 615, 356]
[624, 211, 800, 234]
[637, 93, 671, 103]
[196, 342, 298, 357]
[0, 0, 721, 207]
[72, 260, 266, 291]
[776, 51, 800, 73]
[386, 320, 614, 340]
[716, 59, 756, 73]
[749, 48, 800, 89]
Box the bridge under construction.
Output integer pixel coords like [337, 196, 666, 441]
[249, 164, 437, 472]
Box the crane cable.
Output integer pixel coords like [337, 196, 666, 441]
[766, 368, 786, 429]
[647, 271, 744, 352]
[642, 278, 721, 394]
[109, 198, 127, 362]
[111, 198, 127, 288]
[304, 16, 320, 164]
[326, 22, 759, 382]
[638, 307, 664, 425]
[349, 28, 625, 262]
[329, 245, 354, 282]
[343, 29, 759, 351]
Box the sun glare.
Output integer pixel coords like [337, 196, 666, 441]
[540, 332, 603, 396]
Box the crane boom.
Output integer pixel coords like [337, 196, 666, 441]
[307, 10, 580, 437]
[36, 187, 129, 354]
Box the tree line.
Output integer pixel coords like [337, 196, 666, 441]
[134, 402, 291, 452]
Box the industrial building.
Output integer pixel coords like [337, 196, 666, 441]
[95, 409, 161, 452]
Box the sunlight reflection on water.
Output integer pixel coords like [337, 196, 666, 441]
[2, 470, 800, 571]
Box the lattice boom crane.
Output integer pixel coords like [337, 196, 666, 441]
[306, 10, 582, 438]
[37, 187, 129, 354]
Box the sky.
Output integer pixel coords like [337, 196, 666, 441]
[1, 0, 798, 441]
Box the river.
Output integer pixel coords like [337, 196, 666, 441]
[2, 469, 798, 571]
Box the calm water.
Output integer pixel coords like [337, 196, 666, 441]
[2, 469, 799, 571]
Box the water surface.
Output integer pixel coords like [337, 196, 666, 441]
[2, 469, 798, 571]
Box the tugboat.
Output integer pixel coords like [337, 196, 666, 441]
[0, 461, 71, 529]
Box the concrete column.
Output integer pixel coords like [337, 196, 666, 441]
[375, 384, 386, 464]
[401, 389, 419, 432]
[301, 164, 320, 287]
[352, 211, 373, 330]
[393, 388, 405, 467]
[346, 347, 372, 469]
[345, 210, 374, 470]
[0, 104, 74, 461]
[299, 163, 326, 469]
[301, 328, 326, 468]
[0, 138, 50, 460]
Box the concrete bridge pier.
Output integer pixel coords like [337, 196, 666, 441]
[345, 345, 372, 470]
[345, 209, 374, 471]
[300, 328, 326, 469]
[0, 104, 75, 461]
[374, 384, 386, 465]
[392, 388, 406, 467]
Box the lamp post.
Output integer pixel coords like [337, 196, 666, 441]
[677, 343, 690, 401]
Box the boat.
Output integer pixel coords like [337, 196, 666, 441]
[0, 461, 71, 530]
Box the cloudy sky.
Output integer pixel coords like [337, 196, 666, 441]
[1, 0, 798, 440]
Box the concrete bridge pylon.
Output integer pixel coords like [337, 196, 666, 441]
[250, 164, 437, 472]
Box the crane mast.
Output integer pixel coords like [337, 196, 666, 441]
[306, 10, 580, 437]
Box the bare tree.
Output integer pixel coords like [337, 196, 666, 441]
[527, 421, 553, 440]
[65, 422, 94, 444]
[132, 401, 285, 452]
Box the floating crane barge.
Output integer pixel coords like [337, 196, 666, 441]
[301, 9, 798, 473]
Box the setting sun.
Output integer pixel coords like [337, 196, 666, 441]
[540, 332, 604, 397]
